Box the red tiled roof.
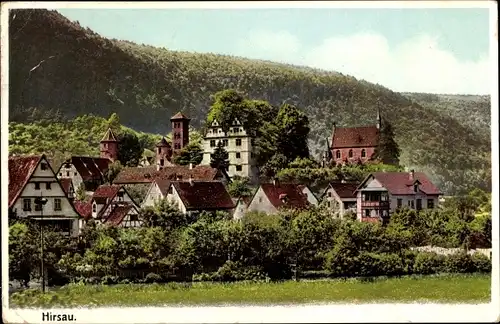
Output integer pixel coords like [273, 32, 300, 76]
[173, 181, 235, 210]
[170, 112, 190, 120]
[63, 156, 111, 181]
[59, 178, 73, 196]
[104, 203, 135, 226]
[156, 137, 171, 147]
[8, 155, 42, 207]
[331, 126, 379, 148]
[101, 128, 118, 142]
[93, 184, 122, 199]
[362, 172, 441, 195]
[113, 165, 222, 184]
[329, 182, 360, 199]
[260, 183, 309, 210]
[74, 201, 92, 220]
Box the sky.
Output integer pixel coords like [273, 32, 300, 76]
[57, 7, 492, 95]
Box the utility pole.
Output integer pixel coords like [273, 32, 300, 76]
[35, 194, 48, 293]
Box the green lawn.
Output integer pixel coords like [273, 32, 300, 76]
[10, 274, 491, 308]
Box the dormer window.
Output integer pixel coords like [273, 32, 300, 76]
[414, 184, 418, 192]
[40, 162, 48, 170]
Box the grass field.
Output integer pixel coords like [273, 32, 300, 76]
[9, 274, 491, 308]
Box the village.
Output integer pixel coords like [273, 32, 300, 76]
[8, 109, 444, 237]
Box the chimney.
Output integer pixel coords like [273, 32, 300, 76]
[189, 163, 193, 170]
[409, 169, 415, 180]
[189, 175, 194, 186]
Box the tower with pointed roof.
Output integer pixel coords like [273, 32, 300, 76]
[170, 112, 190, 154]
[376, 106, 382, 130]
[156, 137, 173, 171]
[100, 128, 119, 162]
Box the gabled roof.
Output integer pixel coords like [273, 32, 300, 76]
[59, 178, 74, 196]
[74, 201, 92, 220]
[154, 179, 172, 196]
[170, 112, 190, 121]
[113, 165, 224, 184]
[93, 184, 122, 199]
[101, 128, 118, 142]
[172, 181, 235, 210]
[156, 137, 171, 147]
[8, 155, 43, 207]
[259, 183, 309, 210]
[104, 203, 136, 226]
[326, 182, 360, 199]
[331, 126, 379, 149]
[59, 156, 111, 181]
[357, 172, 442, 195]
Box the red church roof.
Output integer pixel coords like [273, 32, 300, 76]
[260, 183, 309, 210]
[172, 181, 235, 211]
[8, 155, 43, 207]
[358, 172, 442, 195]
[170, 112, 190, 121]
[331, 126, 379, 149]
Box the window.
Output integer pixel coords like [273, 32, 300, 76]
[250, 152, 255, 158]
[414, 184, 419, 192]
[361, 149, 366, 158]
[336, 150, 341, 159]
[233, 127, 240, 133]
[210, 140, 216, 147]
[427, 199, 435, 209]
[327, 191, 332, 197]
[35, 202, 42, 211]
[34, 182, 40, 190]
[40, 162, 48, 170]
[409, 200, 415, 209]
[223, 139, 228, 147]
[46, 182, 52, 190]
[117, 192, 124, 201]
[130, 214, 138, 222]
[160, 159, 164, 166]
[236, 139, 242, 146]
[168, 186, 173, 195]
[174, 132, 181, 139]
[259, 197, 263, 203]
[54, 198, 62, 211]
[74, 172, 77, 176]
[66, 172, 70, 177]
[397, 198, 403, 208]
[365, 209, 370, 217]
[251, 139, 255, 146]
[59, 173, 62, 176]
[92, 204, 97, 213]
[348, 150, 353, 158]
[23, 199, 31, 211]
[236, 152, 241, 159]
[236, 165, 242, 171]
[174, 143, 180, 150]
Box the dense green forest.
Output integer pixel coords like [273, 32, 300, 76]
[8, 9, 491, 195]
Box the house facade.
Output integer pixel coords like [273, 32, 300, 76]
[232, 196, 252, 220]
[247, 182, 310, 215]
[201, 118, 259, 183]
[8, 155, 81, 236]
[322, 181, 359, 218]
[355, 170, 442, 223]
[329, 109, 381, 165]
[89, 184, 142, 228]
[298, 185, 319, 206]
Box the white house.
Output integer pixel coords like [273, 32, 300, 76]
[232, 196, 252, 220]
[321, 181, 359, 218]
[8, 155, 81, 236]
[89, 184, 142, 228]
[56, 156, 111, 193]
[355, 170, 442, 223]
[298, 185, 319, 206]
[201, 118, 259, 183]
[246, 181, 310, 215]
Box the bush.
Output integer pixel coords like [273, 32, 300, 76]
[192, 261, 267, 282]
[101, 275, 119, 285]
[402, 250, 418, 274]
[145, 272, 162, 283]
[413, 252, 445, 275]
[443, 252, 474, 273]
[471, 253, 491, 273]
[357, 252, 405, 277]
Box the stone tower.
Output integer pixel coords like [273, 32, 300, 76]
[170, 112, 190, 154]
[100, 128, 119, 162]
[156, 137, 172, 171]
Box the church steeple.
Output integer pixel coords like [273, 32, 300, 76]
[376, 106, 382, 130]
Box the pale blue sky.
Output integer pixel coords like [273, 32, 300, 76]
[57, 8, 491, 94]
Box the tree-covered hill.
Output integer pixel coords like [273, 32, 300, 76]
[8, 9, 491, 194]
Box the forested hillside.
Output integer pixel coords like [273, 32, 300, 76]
[8, 9, 491, 194]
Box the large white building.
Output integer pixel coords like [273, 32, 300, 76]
[8, 155, 81, 236]
[201, 118, 259, 183]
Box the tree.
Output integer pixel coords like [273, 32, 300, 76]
[75, 183, 87, 201]
[9, 222, 38, 287]
[373, 121, 400, 165]
[173, 142, 203, 166]
[117, 132, 143, 167]
[104, 160, 123, 184]
[207, 89, 252, 133]
[210, 141, 229, 170]
[274, 104, 310, 162]
[139, 199, 192, 231]
[107, 112, 121, 134]
[227, 177, 252, 198]
[261, 153, 289, 178]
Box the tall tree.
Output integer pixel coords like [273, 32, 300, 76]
[173, 142, 204, 166]
[210, 141, 229, 171]
[274, 103, 310, 162]
[117, 132, 143, 167]
[373, 121, 400, 166]
[227, 176, 252, 198]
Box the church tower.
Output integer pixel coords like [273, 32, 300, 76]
[170, 112, 190, 155]
[156, 137, 172, 171]
[100, 128, 119, 162]
[376, 107, 382, 130]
